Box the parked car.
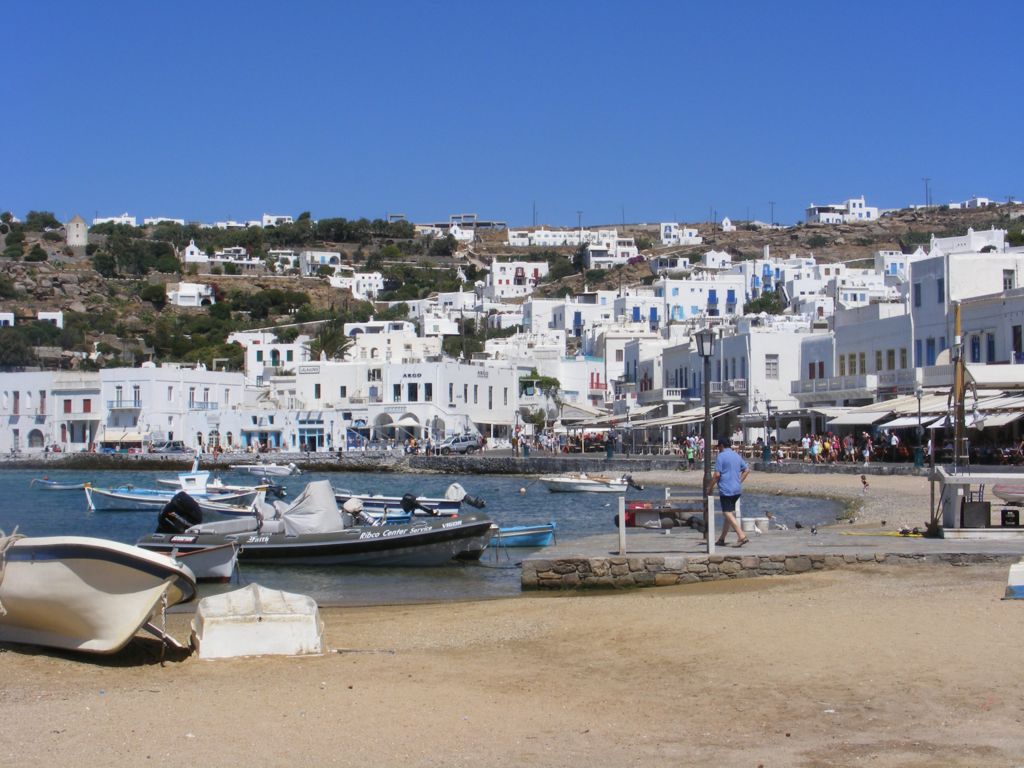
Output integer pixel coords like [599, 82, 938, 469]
[437, 434, 480, 455]
[150, 440, 190, 454]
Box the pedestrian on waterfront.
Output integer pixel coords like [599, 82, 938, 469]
[861, 474, 870, 494]
[686, 441, 695, 470]
[707, 436, 750, 548]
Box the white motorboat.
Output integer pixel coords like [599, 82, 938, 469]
[333, 482, 486, 518]
[538, 472, 643, 493]
[0, 533, 196, 654]
[230, 462, 301, 477]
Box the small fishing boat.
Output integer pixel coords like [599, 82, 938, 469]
[492, 522, 556, 548]
[171, 541, 239, 583]
[993, 484, 1024, 505]
[539, 472, 643, 493]
[84, 483, 262, 514]
[30, 478, 87, 491]
[230, 462, 301, 477]
[0, 532, 196, 654]
[138, 480, 495, 567]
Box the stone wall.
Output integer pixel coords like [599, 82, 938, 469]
[521, 552, 1014, 590]
[409, 455, 685, 475]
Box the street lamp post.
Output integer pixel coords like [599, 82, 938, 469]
[915, 386, 924, 468]
[695, 328, 716, 551]
[763, 398, 772, 463]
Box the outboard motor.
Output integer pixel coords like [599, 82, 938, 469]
[341, 496, 367, 526]
[444, 482, 486, 509]
[400, 493, 435, 516]
[624, 474, 645, 491]
[157, 491, 203, 533]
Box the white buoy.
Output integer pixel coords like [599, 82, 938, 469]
[519, 487, 526, 494]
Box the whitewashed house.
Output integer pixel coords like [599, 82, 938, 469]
[37, 311, 64, 329]
[805, 196, 879, 224]
[480, 260, 549, 300]
[660, 223, 703, 246]
[329, 268, 384, 300]
[262, 213, 294, 227]
[227, 330, 313, 386]
[92, 212, 136, 227]
[166, 282, 215, 307]
[269, 249, 300, 271]
[300, 250, 343, 275]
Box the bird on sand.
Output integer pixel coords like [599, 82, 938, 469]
[794, 521, 804, 530]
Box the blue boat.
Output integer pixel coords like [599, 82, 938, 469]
[492, 522, 556, 548]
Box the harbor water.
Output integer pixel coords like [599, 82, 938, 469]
[1, 469, 843, 605]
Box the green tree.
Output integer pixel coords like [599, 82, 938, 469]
[140, 284, 167, 307]
[24, 211, 61, 231]
[0, 274, 16, 298]
[25, 244, 47, 262]
[0, 329, 36, 367]
[743, 292, 784, 315]
[91, 250, 117, 277]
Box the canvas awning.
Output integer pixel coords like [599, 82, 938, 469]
[876, 415, 931, 429]
[827, 412, 893, 427]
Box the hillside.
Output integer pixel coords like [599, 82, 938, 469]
[0, 205, 1020, 368]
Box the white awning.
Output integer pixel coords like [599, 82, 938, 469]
[877, 415, 930, 428]
[974, 412, 1024, 429]
[827, 411, 893, 426]
[966, 364, 1024, 390]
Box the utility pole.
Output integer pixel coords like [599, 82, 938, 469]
[769, 201, 776, 227]
[532, 201, 536, 227]
[576, 210, 582, 231]
[922, 177, 931, 209]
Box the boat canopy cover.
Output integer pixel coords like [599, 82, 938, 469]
[282, 480, 345, 536]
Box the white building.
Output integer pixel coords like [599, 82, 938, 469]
[269, 249, 300, 271]
[300, 250, 343, 276]
[649, 254, 691, 276]
[0, 371, 102, 454]
[659, 223, 703, 246]
[227, 330, 314, 386]
[584, 234, 640, 270]
[37, 311, 64, 329]
[721, 217, 736, 233]
[0, 312, 14, 327]
[805, 196, 879, 224]
[92, 212, 137, 227]
[210, 246, 262, 270]
[654, 273, 747, 322]
[505, 228, 619, 249]
[65, 215, 88, 247]
[182, 239, 209, 264]
[262, 213, 294, 227]
[100, 364, 245, 451]
[480, 260, 550, 300]
[166, 282, 215, 307]
[329, 267, 385, 300]
[343, 320, 441, 363]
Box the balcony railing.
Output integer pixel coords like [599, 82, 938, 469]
[791, 374, 878, 395]
[107, 400, 142, 409]
[188, 401, 219, 411]
[709, 379, 748, 396]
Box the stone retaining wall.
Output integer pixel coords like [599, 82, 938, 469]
[521, 552, 1014, 590]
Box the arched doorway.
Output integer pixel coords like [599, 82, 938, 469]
[28, 429, 44, 448]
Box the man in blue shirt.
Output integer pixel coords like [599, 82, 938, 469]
[707, 436, 750, 547]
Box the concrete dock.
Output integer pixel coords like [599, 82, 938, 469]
[521, 523, 1024, 589]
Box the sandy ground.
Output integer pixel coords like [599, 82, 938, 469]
[3, 474, 1018, 767]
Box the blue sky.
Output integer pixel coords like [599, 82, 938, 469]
[3, 1, 1021, 227]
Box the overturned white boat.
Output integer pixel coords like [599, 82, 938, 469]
[138, 480, 495, 567]
[191, 583, 323, 659]
[0, 533, 196, 654]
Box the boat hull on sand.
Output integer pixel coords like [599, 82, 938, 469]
[0, 535, 196, 654]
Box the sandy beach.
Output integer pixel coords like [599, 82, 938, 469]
[3, 472, 1022, 767]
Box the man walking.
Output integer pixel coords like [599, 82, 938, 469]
[707, 436, 751, 547]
